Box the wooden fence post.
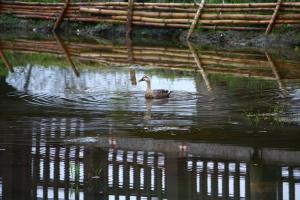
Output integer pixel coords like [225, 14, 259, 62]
[54, 33, 80, 77]
[52, 0, 70, 32]
[187, 41, 212, 91]
[126, 0, 134, 38]
[265, 52, 287, 95]
[186, 0, 205, 40]
[265, 0, 282, 35]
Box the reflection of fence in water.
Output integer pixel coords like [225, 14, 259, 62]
[186, 156, 249, 199]
[107, 148, 167, 200]
[18, 118, 300, 200]
[281, 166, 300, 200]
[31, 118, 85, 200]
[2, 38, 300, 82]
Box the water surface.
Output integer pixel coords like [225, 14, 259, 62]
[1, 33, 300, 199]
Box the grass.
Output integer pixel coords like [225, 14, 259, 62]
[0, 65, 8, 77]
[244, 104, 288, 126]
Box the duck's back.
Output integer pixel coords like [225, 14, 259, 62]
[146, 89, 171, 99]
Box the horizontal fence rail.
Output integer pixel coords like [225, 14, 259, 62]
[1, 0, 300, 35]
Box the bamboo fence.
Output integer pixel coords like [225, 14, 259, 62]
[1, 0, 300, 36]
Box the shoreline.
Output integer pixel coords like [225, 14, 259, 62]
[1, 14, 300, 50]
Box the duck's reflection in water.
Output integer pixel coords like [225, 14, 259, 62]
[144, 99, 169, 121]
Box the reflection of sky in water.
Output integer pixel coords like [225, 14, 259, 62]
[6, 65, 197, 96]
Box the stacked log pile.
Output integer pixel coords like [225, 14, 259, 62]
[2, 38, 300, 80]
[1, 1, 300, 32]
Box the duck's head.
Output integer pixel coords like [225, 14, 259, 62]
[139, 75, 150, 82]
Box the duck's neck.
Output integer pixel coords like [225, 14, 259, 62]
[146, 80, 151, 90]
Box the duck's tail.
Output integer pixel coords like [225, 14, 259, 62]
[167, 90, 172, 97]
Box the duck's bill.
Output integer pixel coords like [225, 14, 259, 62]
[139, 78, 144, 82]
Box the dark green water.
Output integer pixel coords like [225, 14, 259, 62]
[1, 33, 300, 200]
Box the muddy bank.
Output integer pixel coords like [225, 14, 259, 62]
[1, 14, 300, 50]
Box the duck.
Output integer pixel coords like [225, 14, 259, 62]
[139, 75, 172, 99]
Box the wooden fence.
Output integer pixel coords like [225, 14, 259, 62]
[1, 0, 300, 37]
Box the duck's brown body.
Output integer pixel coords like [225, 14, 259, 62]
[140, 75, 172, 99]
[145, 89, 171, 99]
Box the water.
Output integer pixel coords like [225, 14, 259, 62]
[1, 33, 300, 200]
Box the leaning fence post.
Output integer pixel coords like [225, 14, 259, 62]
[54, 33, 80, 77]
[187, 0, 205, 40]
[126, 0, 134, 38]
[187, 41, 212, 91]
[0, 47, 14, 73]
[265, 0, 282, 35]
[52, 0, 70, 32]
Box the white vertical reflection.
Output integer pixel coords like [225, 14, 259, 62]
[229, 175, 234, 197]
[130, 196, 137, 200]
[129, 166, 134, 189]
[240, 176, 245, 198]
[162, 168, 165, 191]
[207, 174, 211, 195]
[60, 118, 66, 137]
[50, 161, 54, 180]
[127, 151, 134, 162]
[295, 183, 300, 200]
[282, 167, 289, 177]
[119, 165, 124, 188]
[187, 160, 193, 171]
[0, 178, 2, 199]
[218, 176, 223, 197]
[59, 161, 65, 181]
[240, 163, 246, 173]
[108, 149, 113, 161]
[69, 161, 75, 181]
[80, 191, 84, 200]
[40, 159, 44, 180]
[70, 118, 76, 135]
[47, 187, 54, 199]
[117, 150, 124, 162]
[108, 195, 115, 200]
[294, 169, 300, 177]
[229, 163, 236, 172]
[79, 147, 84, 159]
[108, 164, 113, 186]
[37, 186, 43, 199]
[196, 161, 203, 172]
[151, 168, 155, 191]
[158, 155, 165, 167]
[137, 151, 144, 165]
[218, 162, 225, 172]
[58, 188, 64, 199]
[50, 118, 56, 138]
[283, 182, 289, 200]
[80, 162, 84, 183]
[119, 195, 126, 200]
[140, 168, 144, 190]
[196, 173, 200, 193]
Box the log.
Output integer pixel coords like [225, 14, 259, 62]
[3, 1, 300, 8]
[126, 0, 134, 38]
[266, 0, 281, 34]
[80, 7, 276, 20]
[53, 0, 71, 32]
[187, 41, 212, 91]
[54, 33, 80, 77]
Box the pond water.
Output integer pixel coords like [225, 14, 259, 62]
[1, 33, 300, 200]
